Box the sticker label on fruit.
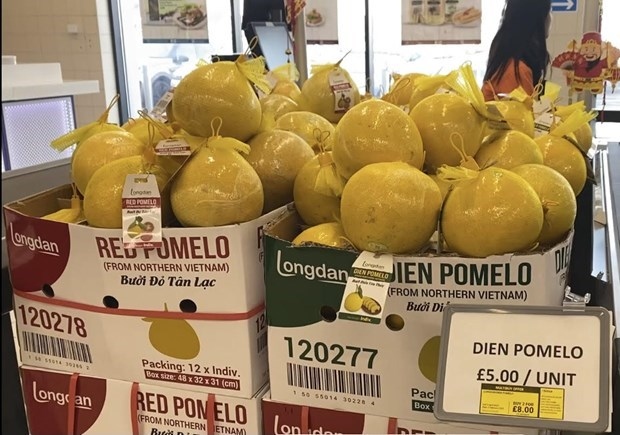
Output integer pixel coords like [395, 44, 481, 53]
[338, 251, 393, 324]
[534, 112, 554, 137]
[155, 138, 192, 156]
[121, 174, 162, 249]
[329, 70, 354, 114]
[150, 89, 174, 122]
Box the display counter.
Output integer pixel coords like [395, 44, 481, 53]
[1, 61, 99, 172]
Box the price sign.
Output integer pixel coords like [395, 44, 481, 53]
[434, 305, 611, 432]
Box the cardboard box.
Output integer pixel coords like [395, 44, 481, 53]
[4, 184, 281, 314]
[13, 290, 268, 398]
[20, 366, 267, 435]
[262, 395, 539, 434]
[264, 207, 573, 422]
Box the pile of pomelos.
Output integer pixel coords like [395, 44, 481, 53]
[48, 55, 594, 259]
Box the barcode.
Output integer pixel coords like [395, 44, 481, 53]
[257, 332, 267, 353]
[286, 363, 381, 398]
[21, 331, 93, 364]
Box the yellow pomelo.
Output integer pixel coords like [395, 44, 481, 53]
[333, 99, 425, 180]
[246, 130, 314, 213]
[72, 130, 145, 194]
[81, 123, 125, 144]
[298, 65, 361, 123]
[410, 93, 484, 172]
[171, 62, 261, 141]
[171, 142, 264, 227]
[272, 80, 302, 102]
[68, 123, 126, 169]
[292, 222, 349, 248]
[440, 167, 544, 258]
[123, 117, 166, 146]
[274, 111, 335, 152]
[293, 152, 341, 226]
[341, 162, 442, 254]
[535, 134, 587, 196]
[573, 122, 593, 153]
[512, 164, 576, 245]
[260, 94, 299, 120]
[485, 100, 535, 138]
[83, 155, 170, 229]
[475, 130, 543, 169]
[386, 73, 427, 107]
[430, 174, 453, 201]
[408, 82, 449, 110]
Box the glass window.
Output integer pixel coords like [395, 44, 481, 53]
[369, 0, 505, 95]
[116, 0, 234, 117]
[238, 0, 367, 92]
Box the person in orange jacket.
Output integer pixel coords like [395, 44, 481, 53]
[482, 0, 552, 101]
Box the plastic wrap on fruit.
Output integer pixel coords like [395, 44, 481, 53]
[245, 126, 314, 213]
[83, 146, 170, 229]
[534, 110, 597, 196]
[313, 129, 345, 198]
[437, 141, 544, 258]
[333, 99, 425, 180]
[293, 151, 342, 226]
[274, 111, 335, 153]
[170, 118, 264, 227]
[340, 161, 442, 254]
[259, 95, 298, 127]
[408, 72, 454, 109]
[297, 53, 361, 123]
[171, 55, 268, 142]
[410, 65, 490, 172]
[51, 94, 124, 152]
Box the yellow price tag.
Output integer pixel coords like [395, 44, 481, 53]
[479, 384, 565, 420]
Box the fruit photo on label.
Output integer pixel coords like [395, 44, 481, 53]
[343, 286, 364, 312]
[361, 296, 381, 315]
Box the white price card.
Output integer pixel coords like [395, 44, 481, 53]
[434, 305, 612, 432]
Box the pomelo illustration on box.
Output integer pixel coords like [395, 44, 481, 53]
[15, 292, 268, 398]
[4, 185, 284, 314]
[263, 208, 572, 422]
[21, 366, 267, 435]
[144, 304, 201, 360]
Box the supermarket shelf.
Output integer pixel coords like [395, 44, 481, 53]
[1, 79, 99, 102]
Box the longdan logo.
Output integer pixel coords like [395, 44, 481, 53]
[276, 250, 349, 285]
[32, 381, 93, 410]
[10, 222, 60, 257]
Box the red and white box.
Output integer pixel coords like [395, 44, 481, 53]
[5, 185, 277, 397]
[21, 366, 267, 435]
[5, 184, 280, 314]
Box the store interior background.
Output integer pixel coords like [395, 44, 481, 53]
[2, 0, 618, 140]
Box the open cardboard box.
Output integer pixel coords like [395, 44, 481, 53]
[263, 206, 573, 422]
[5, 184, 284, 398]
[262, 393, 539, 435]
[21, 365, 268, 435]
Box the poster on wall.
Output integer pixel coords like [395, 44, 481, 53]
[304, 0, 339, 44]
[140, 0, 209, 44]
[401, 0, 482, 45]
